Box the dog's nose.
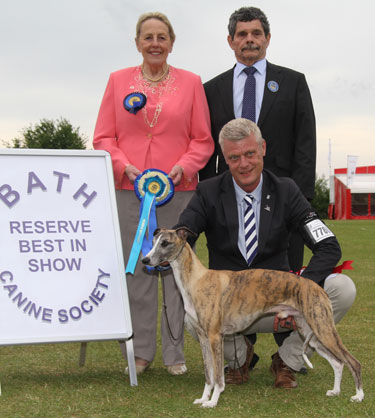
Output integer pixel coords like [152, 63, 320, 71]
[141, 257, 150, 265]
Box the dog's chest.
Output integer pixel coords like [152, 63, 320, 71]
[171, 269, 199, 321]
[180, 287, 199, 322]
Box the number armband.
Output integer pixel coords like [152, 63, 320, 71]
[303, 218, 335, 244]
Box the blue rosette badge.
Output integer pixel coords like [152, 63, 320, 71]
[123, 92, 146, 114]
[125, 169, 174, 274]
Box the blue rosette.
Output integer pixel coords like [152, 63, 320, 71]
[125, 169, 174, 274]
[134, 168, 174, 207]
[123, 92, 146, 114]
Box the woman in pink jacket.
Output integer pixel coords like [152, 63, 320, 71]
[93, 12, 213, 375]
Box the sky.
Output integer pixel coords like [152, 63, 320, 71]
[1, 0, 374, 178]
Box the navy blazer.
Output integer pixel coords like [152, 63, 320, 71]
[200, 62, 316, 200]
[177, 170, 341, 285]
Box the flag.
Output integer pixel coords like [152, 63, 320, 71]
[347, 155, 358, 187]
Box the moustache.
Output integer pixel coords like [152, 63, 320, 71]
[241, 44, 259, 52]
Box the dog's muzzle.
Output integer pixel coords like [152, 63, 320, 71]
[141, 256, 151, 265]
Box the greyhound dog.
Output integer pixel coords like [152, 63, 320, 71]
[142, 228, 364, 408]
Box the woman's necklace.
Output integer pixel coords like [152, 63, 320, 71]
[142, 102, 163, 128]
[141, 64, 169, 83]
[135, 65, 174, 129]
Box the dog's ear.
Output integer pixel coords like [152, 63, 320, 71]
[153, 228, 161, 236]
[175, 227, 197, 241]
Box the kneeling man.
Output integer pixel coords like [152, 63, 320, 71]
[176, 118, 356, 388]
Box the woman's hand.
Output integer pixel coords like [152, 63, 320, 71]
[168, 165, 184, 186]
[125, 164, 142, 184]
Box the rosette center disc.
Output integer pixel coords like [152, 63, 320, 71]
[148, 180, 161, 194]
[134, 169, 174, 207]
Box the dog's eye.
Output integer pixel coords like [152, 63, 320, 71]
[161, 240, 170, 248]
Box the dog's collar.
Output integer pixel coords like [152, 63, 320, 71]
[171, 240, 187, 263]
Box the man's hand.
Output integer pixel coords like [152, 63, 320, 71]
[273, 315, 297, 332]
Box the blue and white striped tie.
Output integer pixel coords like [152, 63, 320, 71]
[244, 194, 258, 265]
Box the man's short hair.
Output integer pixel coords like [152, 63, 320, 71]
[228, 7, 270, 39]
[219, 118, 264, 148]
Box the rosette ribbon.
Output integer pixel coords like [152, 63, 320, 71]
[125, 169, 174, 275]
[292, 260, 354, 276]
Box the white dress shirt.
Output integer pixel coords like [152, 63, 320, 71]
[233, 175, 263, 261]
[233, 58, 267, 123]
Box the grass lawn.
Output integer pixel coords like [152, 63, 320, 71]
[0, 220, 374, 417]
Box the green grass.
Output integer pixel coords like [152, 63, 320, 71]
[0, 220, 374, 417]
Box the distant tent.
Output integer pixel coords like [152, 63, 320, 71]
[329, 166, 375, 220]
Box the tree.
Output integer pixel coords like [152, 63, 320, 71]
[9, 118, 87, 149]
[311, 174, 330, 219]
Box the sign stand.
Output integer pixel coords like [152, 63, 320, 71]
[78, 339, 138, 386]
[0, 149, 137, 387]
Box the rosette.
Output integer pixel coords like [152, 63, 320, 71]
[134, 168, 174, 207]
[123, 92, 147, 114]
[125, 169, 174, 274]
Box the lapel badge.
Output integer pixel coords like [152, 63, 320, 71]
[267, 81, 279, 93]
[264, 205, 271, 212]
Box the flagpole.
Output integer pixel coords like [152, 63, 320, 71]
[328, 139, 334, 205]
[328, 138, 332, 177]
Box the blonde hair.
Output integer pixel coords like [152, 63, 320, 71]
[136, 12, 176, 44]
[219, 118, 264, 148]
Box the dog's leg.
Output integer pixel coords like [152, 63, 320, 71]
[337, 350, 364, 402]
[350, 385, 365, 402]
[306, 322, 364, 402]
[338, 349, 364, 402]
[298, 318, 345, 398]
[193, 329, 214, 405]
[201, 334, 225, 408]
[309, 341, 344, 397]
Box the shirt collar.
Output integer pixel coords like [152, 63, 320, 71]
[232, 173, 263, 204]
[234, 58, 267, 79]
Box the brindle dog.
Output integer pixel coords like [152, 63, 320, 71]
[142, 228, 364, 408]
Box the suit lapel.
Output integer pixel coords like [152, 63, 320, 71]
[258, 62, 284, 127]
[220, 172, 242, 256]
[218, 68, 236, 121]
[257, 172, 275, 255]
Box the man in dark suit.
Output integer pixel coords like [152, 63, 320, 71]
[177, 118, 356, 388]
[200, 6, 316, 273]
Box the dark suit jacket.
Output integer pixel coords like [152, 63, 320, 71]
[200, 62, 316, 200]
[177, 170, 341, 285]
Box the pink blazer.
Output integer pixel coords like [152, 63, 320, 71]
[93, 66, 214, 191]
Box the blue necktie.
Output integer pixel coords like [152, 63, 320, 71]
[244, 194, 258, 265]
[241, 66, 257, 122]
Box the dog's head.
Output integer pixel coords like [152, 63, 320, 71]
[141, 227, 196, 267]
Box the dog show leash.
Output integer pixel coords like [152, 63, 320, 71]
[161, 275, 185, 345]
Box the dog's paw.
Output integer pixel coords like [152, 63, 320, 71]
[350, 389, 364, 403]
[193, 398, 205, 405]
[201, 400, 217, 408]
[326, 389, 340, 397]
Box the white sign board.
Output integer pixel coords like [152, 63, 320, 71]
[0, 149, 133, 345]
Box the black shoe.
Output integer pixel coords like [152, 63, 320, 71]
[298, 366, 308, 375]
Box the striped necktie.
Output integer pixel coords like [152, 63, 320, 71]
[244, 194, 258, 265]
[241, 66, 257, 122]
